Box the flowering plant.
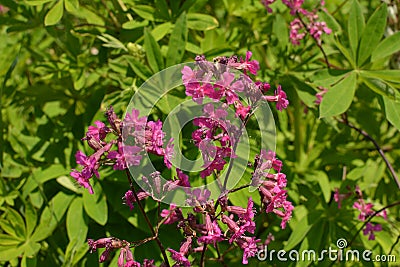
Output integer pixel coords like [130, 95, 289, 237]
[71, 52, 293, 266]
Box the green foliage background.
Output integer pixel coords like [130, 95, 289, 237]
[0, 0, 399, 266]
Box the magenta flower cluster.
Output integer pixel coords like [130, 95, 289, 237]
[261, 0, 332, 45]
[72, 52, 293, 266]
[334, 186, 388, 241]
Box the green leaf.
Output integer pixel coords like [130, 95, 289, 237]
[83, 182, 108, 225]
[273, 14, 288, 48]
[26, 0, 54, 5]
[132, 5, 156, 21]
[371, 32, 400, 61]
[348, 0, 365, 58]
[122, 20, 149, 30]
[357, 3, 387, 66]
[285, 212, 318, 250]
[0, 234, 22, 246]
[144, 28, 164, 73]
[125, 55, 152, 80]
[361, 76, 397, 100]
[64, 0, 79, 13]
[22, 164, 67, 197]
[166, 12, 187, 67]
[320, 72, 357, 118]
[360, 70, 400, 83]
[67, 198, 88, 244]
[4, 208, 26, 238]
[31, 192, 74, 242]
[151, 22, 172, 41]
[24, 200, 37, 238]
[383, 96, 400, 131]
[44, 0, 64, 26]
[187, 13, 219, 31]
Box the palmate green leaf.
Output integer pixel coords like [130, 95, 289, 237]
[348, 0, 365, 58]
[144, 28, 164, 73]
[320, 72, 357, 118]
[383, 96, 400, 131]
[83, 182, 108, 225]
[371, 32, 400, 61]
[166, 12, 187, 67]
[187, 13, 219, 31]
[357, 3, 387, 66]
[44, 0, 64, 26]
[31, 192, 74, 242]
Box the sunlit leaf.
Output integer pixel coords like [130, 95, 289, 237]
[320, 72, 357, 118]
[44, 0, 64, 26]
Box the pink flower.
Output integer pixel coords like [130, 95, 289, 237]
[163, 138, 174, 169]
[123, 190, 150, 210]
[261, 0, 276, 13]
[363, 222, 382, 240]
[353, 200, 374, 221]
[214, 72, 244, 104]
[161, 204, 183, 224]
[198, 214, 224, 246]
[236, 236, 261, 264]
[315, 86, 328, 105]
[145, 120, 165, 155]
[262, 86, 289, 111]
[168, 237, 192, 267]
[108, 143, 142, 170]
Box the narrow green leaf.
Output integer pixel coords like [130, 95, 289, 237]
[357, 3, 387, 66]
[44, 0, 64, 26]
[285, 214, 313, 250]
[187, 13, 219, 31]
[361, 76, 397, 100]
[125, 55, 152, 80]
[24, 200, 37, 237]
[144, 28, 164, 73]
[185, 42, 202, 54]
[166, 12, 187, 67]
[31, 192, 74, 242]
[64, 0, 79, 13]
[67, 198, 88, 244]
[334, 37, 356, 68]
[320, 72, 357, 118]
[122, 20, 149, 30]
[5, 208, 26, 238]
[132, 5, 155, 21]
[0, 234, 22, 246]
[372, 32, 400, 61]
[360, 70, 400, 83]
[151, 22, 172, 41]
[348, 0, 365, 58]
[273, 14, 288, 48]
[26, 0, 54, 5]
[83, 182, 108, 225]
[383, 96, 400, 131]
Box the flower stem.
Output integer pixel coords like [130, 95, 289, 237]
[124, 169, 170, 267]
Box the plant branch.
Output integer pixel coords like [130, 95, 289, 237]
[124, 170, 170, 267]
[296, 12, 331, 69]
[339, 116, 400, 189]
[349, 200, 400, 246]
